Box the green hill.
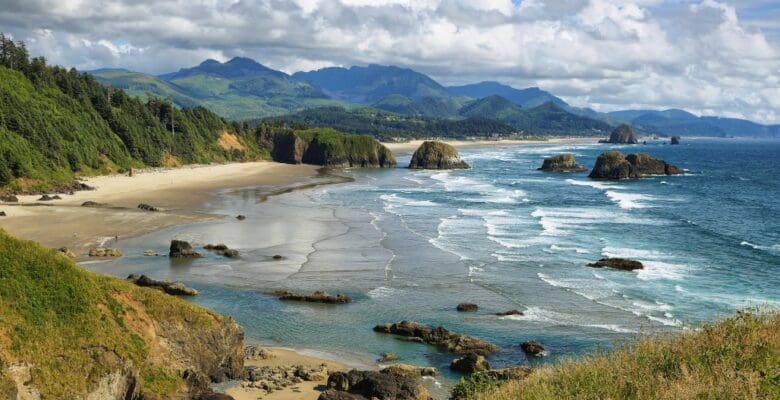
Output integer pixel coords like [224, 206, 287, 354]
[0, 37, 266, 193]
[0, 230, 244, 398]
[371, 94, 462, 117]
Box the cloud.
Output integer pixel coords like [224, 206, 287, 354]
[0, 0, 778, 123]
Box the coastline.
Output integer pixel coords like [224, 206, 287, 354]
[381, 136, 601, 153]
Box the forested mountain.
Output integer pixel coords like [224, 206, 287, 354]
[608, 109, 780, 138]
[447, 81, 568, 108]
[0, 35, 265, 192]
[292, 64, 451, 104]
[371, 94, 462, 117]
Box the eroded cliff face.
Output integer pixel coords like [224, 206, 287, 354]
[262, 128, 396, 168]
[0, 231, 244, 399]
[408, 141, 469, 169]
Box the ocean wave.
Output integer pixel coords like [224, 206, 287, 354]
[601, 246, 672, 260]
[740, 241, 780, 253]
[429, 216, 483, 260]
[565, 179, 616, 190]
[605, 191, 654, 209]
[367, 286, 403, 299]
[548, 244, 590, 254]
[502, 306, 636, 333]
[431, 172, 526, 204]
[636, 261, 687, 281]
[647, 315, 682, 326]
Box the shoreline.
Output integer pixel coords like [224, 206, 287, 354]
[381, 136, 601, 153]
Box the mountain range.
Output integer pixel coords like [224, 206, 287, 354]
[91, 57, 779, 138]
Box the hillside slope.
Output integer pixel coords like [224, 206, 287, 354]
[0, 231, 244, 399]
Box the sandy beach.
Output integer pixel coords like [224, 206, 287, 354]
[0, 161, 323, 254]
[382, 137, 600, 153]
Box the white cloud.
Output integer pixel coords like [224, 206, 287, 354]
[0, 0, 778, 123]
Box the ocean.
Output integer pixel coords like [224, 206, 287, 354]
[83, 137, 780, 389]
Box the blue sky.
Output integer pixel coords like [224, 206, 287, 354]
[0, 0, 778, 123]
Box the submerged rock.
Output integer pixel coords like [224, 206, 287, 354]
[137, 203, 160, 212]
[408, 141, 469, 169]
[373, 320, 499, 355]
[587, 257, 644, 271]
[127, 274, 198, 296]
[538, 153, 587, 172]
[275, 290, 352, 304]
[450, 352, 490, 373]
[81, 201, 108, 207]
[88, 247, 123, 257]
[671, 136, 681, 145]
[320, 368, 429, 400]
[204, 244, 240, 258]
[169, 240, 202, 258]
[456, 303, 479, 312]
[495, 309, 524, 316]
[588, 151, 681, 179]
[378, 352, 400, 362]
[603, 124, 638, 144]
[521, 341, 546, 356]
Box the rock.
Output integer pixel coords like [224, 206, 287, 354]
[538, 153, 587, 172]
[587, 257, 644, 271]
[373, 320, 499, 355]
[169, 240, 202, 258]
[450, 352, 490, 373]
[272, 255, 284, 260]
[236, 215, 246, 220]
[456, 303, 478, 312]
[588, 151, 681, 179]
[127, 274, 199, 296]
[71, 181, 95, 191]
[81, 201, 108, 207]
[194, 393, 235, 400]
[322, 369, 429, 400]
[0, 211, 5, 217]
[521, 341, 546, 356]
[603, 124, 638, 144]
[137, 203, 160, 212]
[88, 247, 123, 257]
[143, 250, 157, 256]
[381, 364, 437, 377]
[378, 352, 399, 362]
[671, 136, 681, 145]
[0, 195, 18, 202]
[57, 247, 77, 259]
[275, 290, 352, 304]
[408, 141, 469, 169]
[204, 244, 240, 258]
[495, 309, 523, 316]
[245, 345, 275, 360]
[38, 194, 61, 201]
[242, 364, 329, 395]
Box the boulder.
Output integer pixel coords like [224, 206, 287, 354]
[169, 240, 202, 258]
[322, 369, 429, 400]
[671, 136, 681, 145]
[143, 250, 158, 256]
[378, 352, 399, 362]
[38, 194, 61, 201]
[275, 290, 352, 304]
[194, 393, 235, 400]
[272, 255, 284, 260]
[456, 303, 478, 312]
[71, 181, 96, 191]
[408, 141, 469, 169]
[604, 124, 638, 144]
[538, 153, 587, 172]
[381, 364, 437, 377]
[373, 320, 499, 355]
[495, 309, 523, 316]
[0, 211, 5, 217]
[587, 257, 644, 271]
[204, 244, 240, 258]
[0, 195, 18, 202]
[236, 215, 246, 220]
[88, 247, 123, 257]
[137, 203, 160, 212]
[57, 247, 77, 259]
[521, 341, 546, 356]
[245, 345, 275, 360]
[81, 201, 108, 207]
[127, 274, 199, 296]
[588, 151, 681, 179]
[450, 352, 490, 373]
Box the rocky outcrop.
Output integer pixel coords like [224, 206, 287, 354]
[38, 194, 61, 201]
[204, 244, 239, 258]
[588, 151, 681, 179]
[0, 195, 18, 202]
[88, 247, 123, 257]
[81, 201, 109, 207]
[378, 352, 399, 362]
[587, 258, 644, 271]
[521, 341, 546, 356]
[408, 141, 469, 169]
[275, 290, 352, 304]
[495, 309, 523, 316]
[538, 153, 587, 172]
[241, 364, 329, 394]
[603, 124, 638, 144]
[456, 303, 478, 312]
[671, 136, 681, 145]
[269, 129, 397, 168]
[127, 274, 199, 296]
[373, 320, 499, 355]
[319, 368, 429, 400]
[450, 352, 490, 373]
[380, 364, 437, 377]
[170, 240, 202, 258]
[137, 203, 160, 212]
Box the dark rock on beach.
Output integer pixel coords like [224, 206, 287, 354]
[272, 254, 284, 260]
[276, 290, 352, 304]
[588, 257, 644, 271]
[169, 240, 202, 258]
[538, 153, 587, 172]
[601, 124, 638, 144]
[588, 151, 681, 179]
[204, 244, 240, 258]
[373, 320, 499, 355]
[671, 136, 681, 145]
[0, 211, 5, 217]
[495, 309, 524, 316]
[408, 141, 469, 169]
[127, 274, 199, 296]
[521, 341, 546, 356]
[0, 195, 18, 202]
[137, 203, 160, 212]
[450, 352, 490, 373]
[38, 194, 61, 201]
[320, 368, 429, 400]
[456, 303, 478, 312]
[236, 214, 246, 220]
[88, 247, 123, 257]
[81, 201, 108, 207]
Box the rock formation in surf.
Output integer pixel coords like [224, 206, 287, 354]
[603, 124, 638, 144]
[587, 257, 644, 271]
[538, 153, 587, 172]
[588, 151, 681, 179]
[408, 141, 469, 169]
[373, 320, 498, 355]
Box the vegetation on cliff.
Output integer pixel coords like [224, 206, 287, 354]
[454, 310, 780, 400]
[0, 231, 244, 398]
[409, 141, 469, 169]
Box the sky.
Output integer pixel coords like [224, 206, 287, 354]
[1, 0, 779, 124]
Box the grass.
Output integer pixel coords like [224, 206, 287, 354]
[0, 230, 231, 398]
[459, 311, 780, 400]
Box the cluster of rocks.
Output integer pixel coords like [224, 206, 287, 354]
[137, 203, 160, 212]
[204, 244, 239, 258]
[81, 201, 109, 208]
[520, 341, 546, 356]
[245, 345, 276, 360]
[409, 141, 469, 170]
[587, 257, 644, 271]
[127, 274, 198, 296]
[275, 290, 352, 304]
[538, 153, 587, 172]
[88, 247, 123, 257]
[241, 364, 328, 394]
[373, 320, 499, 355]
[38, 194, 62, 201]
[0, 195, 18, 202]
[319, 368, 430, 400]
[169, 240, 202, 258]
[451, 352, 490, 373]
[456, 303, 478, 312]
[57, 247, 77, 259]
[588, 151, 681, 179]
[495, 309, 523, 316]
[70, 181, 95, 191]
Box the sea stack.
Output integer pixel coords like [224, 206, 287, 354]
[409, 141, 469, 169]
[605, 124, 638, 144]
[588, 151, 681, 179]
[538, 153, 587, 172]
[671, 136, 681, 145]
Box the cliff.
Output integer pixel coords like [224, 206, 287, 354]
[263, 127, 396, 168]
[0, 231, 244, 399]
[537, 153, 587, 172]
[408, 141, 469, 169]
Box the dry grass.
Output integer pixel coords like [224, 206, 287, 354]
[470, 311, 780, 400]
